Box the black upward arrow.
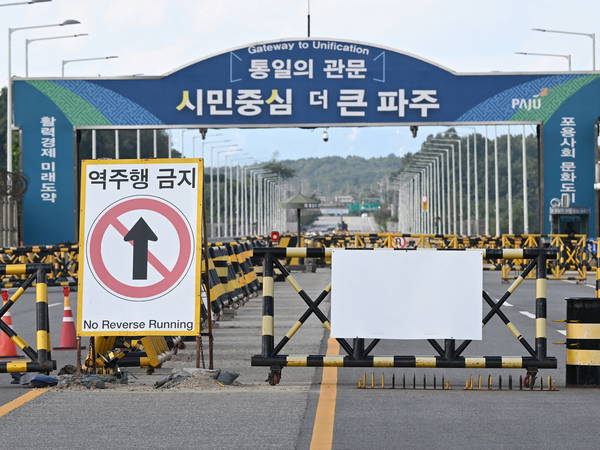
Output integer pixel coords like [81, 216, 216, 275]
[123, 218, 158, 280]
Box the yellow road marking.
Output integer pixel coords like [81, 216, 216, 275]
[0, 388, 48, 418]
[310, 338, 339, 450]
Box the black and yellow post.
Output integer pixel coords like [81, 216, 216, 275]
[36, 267, 51, 365]
[262, 252, 275, 357]
[535, 254, 548, 369]
[566, 298, 600, 386]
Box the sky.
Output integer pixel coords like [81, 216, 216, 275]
[1, 0, 598, 163]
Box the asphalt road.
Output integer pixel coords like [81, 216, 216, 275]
[296, 272, 599, 449]
[1, 269, 599, 449]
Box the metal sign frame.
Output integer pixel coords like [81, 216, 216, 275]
[77, 158, 203, 336]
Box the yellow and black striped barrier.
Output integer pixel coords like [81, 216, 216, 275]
[565, 297, 600, 386]
[251, 247, 558, 386]
[0, 263, 56, 374]
[0, 243, 78, 287]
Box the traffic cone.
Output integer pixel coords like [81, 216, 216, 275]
[53, 287, 80, 350]
[0, 290, 21, 359]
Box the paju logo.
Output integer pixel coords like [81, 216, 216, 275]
[511, 88, 551, 111]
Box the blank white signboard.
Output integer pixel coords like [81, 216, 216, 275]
[331, 250, 482, 340]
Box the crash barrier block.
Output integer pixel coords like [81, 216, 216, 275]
[251, 247, 557, 386]
[565, 298, 600, 387]
[0, 263, 56, 373]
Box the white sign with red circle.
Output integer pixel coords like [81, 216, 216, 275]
[77, 159, 203, 336]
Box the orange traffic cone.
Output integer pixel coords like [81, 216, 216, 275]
[53, 287, 80, 350]
[0, 290, 21, 359]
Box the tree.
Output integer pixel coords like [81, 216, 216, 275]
[260, 161, 295, 179]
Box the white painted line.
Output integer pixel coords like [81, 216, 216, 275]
[519, 311, 536, 319]
[586, 284, 595, 289]
[563, 280, 577, 284]
[557, 330, 566, 336]
[504, 301, 513, 307]
[48, 302, 62, 308]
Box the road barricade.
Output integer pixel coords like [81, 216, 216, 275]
[0, 263, 56, 373]
[500, 234, 587, 281]
[0, 243, 78, 287]
[565, 297, 600, 386]
[251, 247, 557, 386]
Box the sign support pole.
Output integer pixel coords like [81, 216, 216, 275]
[200, 192, 214, 370]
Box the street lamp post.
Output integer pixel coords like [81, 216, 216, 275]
[433, 138, 463, 235]
[515, 51, 572, 71]
[61, 55, 118, 76]
[522, 124, 529, 234]
[423, 147, 450, 234]
[210, 144, 235, 237]
[218, 148, 241, 237]
[224, 151, 244, 236]
[429, 142, 458, 234]
[457, 126, 480, 235]
[532, 28, 596, 70]
[7, 19, 80, 174]
[484, 126, 490, 235]
[494, 126, 500, 236]
[412, 156, 439, 233]
[408, 163, 431, 232]
[262, 175, 280, 233]
[234, 157, 254, 236]
[404, 168, 426, 232]
[507, 125, 513, 234]
[250, 169, 274, 234]
[26, 33, 88, 76]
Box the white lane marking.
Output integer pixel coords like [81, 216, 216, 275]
[48, 302, 62, 308]
[563, 280, 577, 284]
[504, 301, 513, 307]
[586, 284, 595, 289]
[519, 311, 536, 319]
[557, 330, 566, 336]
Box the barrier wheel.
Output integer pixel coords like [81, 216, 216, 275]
[268, 368, 282, 386]
[524, 371, 537, 389]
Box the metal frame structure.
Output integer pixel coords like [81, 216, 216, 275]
[251, 247, 557, 386]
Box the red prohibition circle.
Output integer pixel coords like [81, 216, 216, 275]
[88, 197, 193, 300]
[394, 237, 407, 248]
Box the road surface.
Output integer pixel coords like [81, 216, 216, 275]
[0, 269, 598, 449]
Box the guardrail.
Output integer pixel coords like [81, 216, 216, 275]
[251, 247, 557, 386]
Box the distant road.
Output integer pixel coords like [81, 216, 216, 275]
[312, 215, 378, 233]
